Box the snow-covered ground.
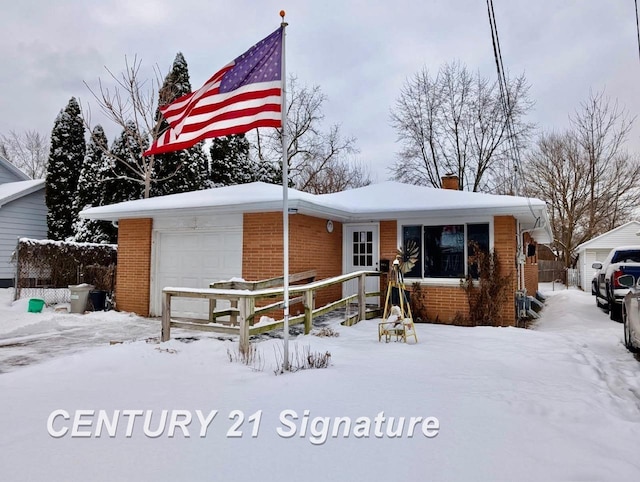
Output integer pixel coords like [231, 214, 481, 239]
[0, 285, 639, 481]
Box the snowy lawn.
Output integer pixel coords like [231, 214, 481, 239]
[0, 286, 639, 481]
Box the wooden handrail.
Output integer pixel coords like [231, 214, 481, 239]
[209, 269, 317, 290]
[162, 270, 381, 352]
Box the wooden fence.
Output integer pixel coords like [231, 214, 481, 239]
[538, 260, 566, 283]
[537, 260, 579, 287]
[161, 270, 381, 352]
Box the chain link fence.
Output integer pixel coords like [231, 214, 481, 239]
[13, 238, 117, 305]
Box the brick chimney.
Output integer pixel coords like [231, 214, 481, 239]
[441, 173, 459, 190]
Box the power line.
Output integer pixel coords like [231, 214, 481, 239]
[486, 0, 521, 192]
[486, 0, 538, 224]
[635, 0, 640, 63]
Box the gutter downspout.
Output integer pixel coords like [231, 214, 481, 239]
[517, 221, 523, 292]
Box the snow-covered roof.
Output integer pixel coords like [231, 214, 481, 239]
[0, 179, 45, 207]
[81, 181, 553, 242]
[575, 221, 640, 252]
[0, 155, 31, 182]
[82, 182, 318, 219]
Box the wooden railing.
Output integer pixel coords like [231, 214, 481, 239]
[207, 270, 317, 325]
[161, 270, 381, 352]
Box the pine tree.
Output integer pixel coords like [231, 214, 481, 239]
[209, 134, 252, 185]
[151, 52, 209, 197]
[72, 125, 116, 243]
[45, 97, 86, 240]
[210, 134, 281, 186]
[74, 125, 107, 214]
[103, 122, 146, 205]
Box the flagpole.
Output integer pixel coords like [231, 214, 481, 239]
[280, 10, 290, 372]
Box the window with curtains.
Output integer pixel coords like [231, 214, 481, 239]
[401, 223, 490, 279]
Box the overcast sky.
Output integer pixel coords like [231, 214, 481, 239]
[1, 0, 639, 181]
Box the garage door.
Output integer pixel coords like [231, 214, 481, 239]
[151, 229, 242, 318]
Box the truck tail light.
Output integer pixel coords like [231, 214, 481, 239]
[613, 270, 624, 288]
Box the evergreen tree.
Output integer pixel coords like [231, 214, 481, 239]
[103, 122, 146, 205]
[151, 52, 209, 197]
[209, 134, 281, 186]
[72, 125, 116, 243]
[74, 125, 107, 214]
[45, 97, 86, 240]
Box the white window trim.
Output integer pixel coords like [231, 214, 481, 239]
[397, 217, 494, 284]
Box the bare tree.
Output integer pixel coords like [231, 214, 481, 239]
[299, 157, 371, 194]
[0, 129, 50, 178]
[390, 61, 534, 192]
[253, 75, 369, 193]
[524, 90, 640, 266]
[571, 90, 637, 233]
[84, 56, 200, 199]
[525, 132, 591, 266]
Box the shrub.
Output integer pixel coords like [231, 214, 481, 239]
[273, 343, 331, 375]
[410, 282, 428, 321]
[227, 343, 265, 372]
[13, 238, 117, 295]
[461, 242, 511, 326]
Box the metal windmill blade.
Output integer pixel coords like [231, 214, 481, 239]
[396, 240, 419, 274]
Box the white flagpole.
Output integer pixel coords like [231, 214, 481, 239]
[280, 11, 290, 371]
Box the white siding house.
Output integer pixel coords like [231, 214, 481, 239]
[0, 156, 47, 287]
[575, 221, 640, 290]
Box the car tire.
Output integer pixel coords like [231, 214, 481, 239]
[623, 306, 630, 347]
[610, 302, 622, 322]
[596, 295, 608, 312]
[607, 288, 621, 321]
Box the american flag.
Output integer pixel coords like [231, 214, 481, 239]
[145, 27, 283, 156]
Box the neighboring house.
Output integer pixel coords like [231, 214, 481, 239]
[81, 175, 552, 326]
[575, 221, 640, 291]
[0, 155, 47, 287]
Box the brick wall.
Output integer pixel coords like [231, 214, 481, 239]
[243, 212, 343, 310]
[493, 216, 517, 325]
[116, 213, 522, 326]
[524, 263, 539, 296]
[379, 220, 398, 261]
[116, 218, 152, 316]
[378, 220, 397, 290]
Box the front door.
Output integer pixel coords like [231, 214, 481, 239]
[343, 224, 380, 303]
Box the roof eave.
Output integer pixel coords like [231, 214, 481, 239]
[0, 181, 45, 207]
[81, 199, 355, 223]
[82, 200, 548, 228]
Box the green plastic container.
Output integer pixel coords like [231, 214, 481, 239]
[28, 298, 45, 313]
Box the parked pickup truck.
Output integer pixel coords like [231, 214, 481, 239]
[592, 245, 640, 321]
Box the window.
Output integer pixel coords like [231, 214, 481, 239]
[401, 223, 490, 279]
[401, 226, 422, 278]
[352, 230, 373, 267]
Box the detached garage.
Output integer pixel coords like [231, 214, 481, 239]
[575, 220, 640, 290]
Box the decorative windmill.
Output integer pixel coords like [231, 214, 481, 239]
[396, 240, 420, 277]
[379, 242, 418, 343]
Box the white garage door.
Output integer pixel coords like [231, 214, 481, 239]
[151, 229, 242, 318]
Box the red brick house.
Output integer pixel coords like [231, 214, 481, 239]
[81, 177, 551, 326]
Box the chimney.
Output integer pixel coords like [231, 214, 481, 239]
[441, 173, 459, 190]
